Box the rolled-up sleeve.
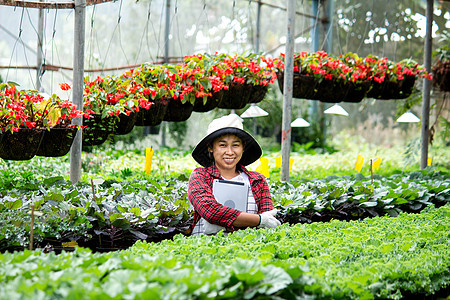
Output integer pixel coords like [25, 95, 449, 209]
[188, 168, 241, 229]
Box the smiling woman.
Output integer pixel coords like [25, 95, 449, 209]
[188, 114, 280, 236]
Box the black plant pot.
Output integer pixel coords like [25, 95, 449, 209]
[218, 83, 252, 109]
[114, 112, 137, 135]
[82, 114, 115, 146]
[163, 98, 194, 122]
[248, 84, 269, 104]
[135, 98, 169, 127]
[36, 127, 78, 157]
[432, 60, 450, 92]
[367, 75, 416, 100]
[343, 81, 371, 103]
[192, 90, 224, 112]
[278, 71, 370, 103]
[0, 128, 44, 160]
[277, 72, 320, 100]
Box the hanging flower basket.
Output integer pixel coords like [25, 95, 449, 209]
[248, 84, 269, 104]
[367, 74, 416, 100]
[135, 98, 169, 127]
[36, 127, 78, 157]
[113, 111, 137, 135]
[218, 82, 252, 109]
[192, 90, 224, 112]
[276, 51, 430, 103]
[432, 60, 450, 92]
[82, 114, 115, 146]
[0, 128, 44, 160]
[163, 98, 194, 122]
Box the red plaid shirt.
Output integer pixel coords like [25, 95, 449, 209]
[188, 164, 274, 231]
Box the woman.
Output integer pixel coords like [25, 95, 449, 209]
[188, 114, 281, 235]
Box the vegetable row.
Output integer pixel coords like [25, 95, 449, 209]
[1, 204, 448, 299]
[1, 171, 449, 252]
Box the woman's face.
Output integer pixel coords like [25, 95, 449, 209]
[210, 134, 244, 174]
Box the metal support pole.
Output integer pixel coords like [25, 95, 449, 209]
[70, 0, 86, 184]
[420, 0, 433, 169]
[161, 0, 171, 147]
[280, 0, 296, 182]
[321, 0, 335, 145]
[36, 3, 44, 91]
[309, 0, 319, 122]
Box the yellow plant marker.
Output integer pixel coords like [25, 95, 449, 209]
[427, 157, 432, 166]
[372, 157, 382, 171]
[355, 154, 364, 172]
[145, 148, 153, 176]
[62, 240, 78, 248]
[275, 156, 282, 168]
[275, 156, 294, 171]
[258, 157, 270, 178]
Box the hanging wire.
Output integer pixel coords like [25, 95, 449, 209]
[103, 0, 125, 68]
[145, 0, 162, 62]
[24, 6, 44, 89]
[202, 0, 211, 53]
[174, 0, 185, 59]
[183, 0, 211, 54]
[51, 7, 65, 92]
[5, 8, 25, 83]
[355, 7, 371, 54]
[154, 1, 165, 62]
[134, 1, 154, 64]
[247, 0, 255, 52]
[40, 8, 50, 90]
[116, 0, 130, 65]
[370, 0, 375, 55]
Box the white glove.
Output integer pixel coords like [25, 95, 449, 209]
[203, 220, 225, 235]
[257, 209, 281, 229]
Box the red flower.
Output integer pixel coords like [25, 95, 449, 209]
[59, 83, 71, 91]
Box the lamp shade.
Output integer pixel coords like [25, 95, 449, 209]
[240, 104, 269, 118]
[291, 117, 310, 127]
[324, 104, 349, 116]
[396, 112, 420, 123]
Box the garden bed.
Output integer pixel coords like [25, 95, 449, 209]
[0, 204, 448, 299]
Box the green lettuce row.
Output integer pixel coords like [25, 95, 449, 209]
[1, 172, 449, 251]
[0, 205, 448, 299]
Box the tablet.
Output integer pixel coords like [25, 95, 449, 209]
[213, 179, 249, 212]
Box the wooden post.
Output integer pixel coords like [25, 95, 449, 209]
[280, 0, 296, 182]
[70, 0, 86, 184]
[420, 0, 433, 170]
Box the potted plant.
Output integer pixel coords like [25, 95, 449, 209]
[432, 32, 449, 92]
[0, 82, 83, 159]
[184, 53, 276, 109]
[83, 74, 153, 145]
[276, 51, 430, 102]
[276, 51, 371, 102]
[364, 55, 430, 100]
